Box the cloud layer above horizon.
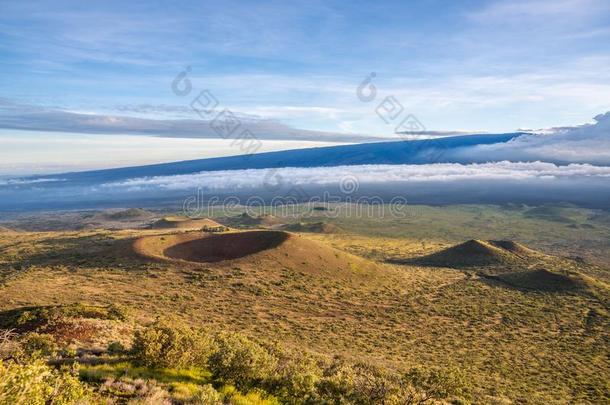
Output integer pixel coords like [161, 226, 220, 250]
[97, 161, 610, 192]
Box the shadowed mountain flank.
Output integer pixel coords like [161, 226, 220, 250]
[485, 269, 610, 301]
[494, 269, 589, 292]
[99, 208, 155, 221]
[403, 239, 546, 269]
[487, 240, 539, 257]
[404, 239, 610, 297]
[164, 231, 289, 263]
[222, 213, 284, 228]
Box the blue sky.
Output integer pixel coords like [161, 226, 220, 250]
[1, 0, 610, 173]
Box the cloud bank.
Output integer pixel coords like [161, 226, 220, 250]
[3, 161, 610, 211]
[98, 161, 610, 192]
[447, 112, 610, 165]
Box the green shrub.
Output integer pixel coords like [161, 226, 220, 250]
[190, 384, 223, 404]
[350, 362, 395, 404]
[128, 324, 471, 404]
[317, 359, 397, 404]
[62, 345, 78, 359]
[1, 304, 130, 333]
[107, 341, 125, 355]
[0, 359, 92, 404]
[16, 310, 37, 326]
[131, 321, 213, 368]
[208, 332, 276, 390]
[107, 303, 129, 321]
[396, 365, 471, 404]
[317, 358, 357, 402]
[20, 333, 58, 358]
[264, 345, 321, 403]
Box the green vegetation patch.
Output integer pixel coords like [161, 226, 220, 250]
[0, 303, 128, 333]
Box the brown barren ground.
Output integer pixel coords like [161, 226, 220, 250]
[133, 230, 380, 277]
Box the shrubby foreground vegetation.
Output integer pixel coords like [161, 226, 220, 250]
[130, 321, 470, 404]
[0, 307, 470, 404]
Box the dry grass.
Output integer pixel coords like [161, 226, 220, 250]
[0, 208, 608, 403]
[148, 216, 226, 230]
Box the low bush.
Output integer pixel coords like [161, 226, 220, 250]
[190, 384, 223, 404]
[208, 331, 276, 390]
[350, 362, 396, 404]
[20, 333, 58, 358]
[264, 345, 321, 403]
[130, 323, 471, 404]
[131, 320, 213, 369]
[317, 358, 367, 403]
[107, 341, 125, 355]
[0, 359, 92, 404]
[396, 365, 471, 404]
[0, 304, 129, 333]
[106, 303, 129, 321]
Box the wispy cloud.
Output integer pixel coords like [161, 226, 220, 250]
[0, 177, 64, 186]
[0, 99, 381, 142]
[469, 0, 609, 22]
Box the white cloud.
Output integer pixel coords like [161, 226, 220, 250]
[451, 112, 610, 165]
[98, 161, 610, 192]
[0, 177, 64, 186]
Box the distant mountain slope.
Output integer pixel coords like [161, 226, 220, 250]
[38, 132, 523, 184]
[148, 216, 227, 230]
